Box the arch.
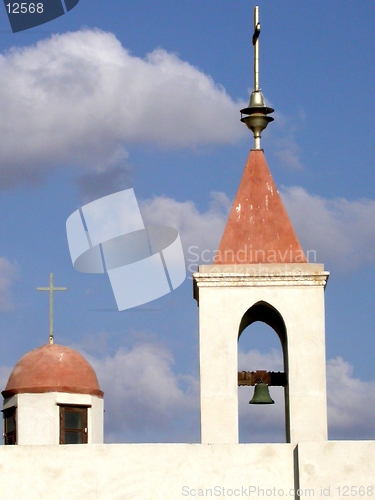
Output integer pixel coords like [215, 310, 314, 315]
[239, 301, 287, 351]
[238, 301, 290, 443]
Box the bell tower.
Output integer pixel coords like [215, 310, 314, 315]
[193, 7, 329, 445]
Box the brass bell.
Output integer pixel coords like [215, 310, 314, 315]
[249, 381, 275, 405]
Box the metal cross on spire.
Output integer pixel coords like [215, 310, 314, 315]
[36, 273, 67, 345]
[253, 5, 261, 92]
[240, 5, 274, 149]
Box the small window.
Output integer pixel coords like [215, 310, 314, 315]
[59, 406, 88, 444]
[3, 407, 17, 445]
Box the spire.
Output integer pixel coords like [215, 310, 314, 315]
[240, 6, 274, 150]
[214, 150, 306, 264]
[214, 6, 306, 265]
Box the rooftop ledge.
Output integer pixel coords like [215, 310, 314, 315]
[195, 263, 327, 275]
[193, 264, 329, 297]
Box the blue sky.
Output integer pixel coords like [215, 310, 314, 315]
[0, 1, 374, 443]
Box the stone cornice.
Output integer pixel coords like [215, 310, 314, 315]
[193, 264, 329, 298]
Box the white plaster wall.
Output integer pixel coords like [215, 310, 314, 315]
[197, 284, 241, 444]
[3, 393, 104, 445]
[194, 264, 329, 444]
[90, 395, 104, 444]
[0, 439, 373, 499]
[298, 441, 375, 498]
[17, 393, 59, 445]
[0, 443, 295, 500]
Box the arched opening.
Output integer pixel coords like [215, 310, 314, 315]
[238, 301, 288, 443]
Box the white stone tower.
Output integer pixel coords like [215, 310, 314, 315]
[193, 7, 329, 445]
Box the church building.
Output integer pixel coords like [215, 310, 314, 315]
[0, 7, 374, 499]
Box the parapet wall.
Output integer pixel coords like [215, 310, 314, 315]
[0, 441, 374, 499]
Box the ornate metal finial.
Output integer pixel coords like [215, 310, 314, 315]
[36, 273, 67, 345]
[240, 6, 274, 149]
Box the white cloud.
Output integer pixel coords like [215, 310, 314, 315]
[274, 140, 304, 171]
[327, 357, 375, 439]
[140, 192, 231, 272]
[78, 146, 133, 203]
[257, 100, 306, 171]
[86, 342, 199, 443]
[238, 348, 283, 373]
[0, 257, 19, 311]
[271, 110, 305, 170]
[281, 187, 375, 269]
[139, 188, 375, 272]
[0, 29, 245, 188]
[238, 349, 375, 442]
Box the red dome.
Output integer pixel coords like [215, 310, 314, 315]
[2, 344, 103, 398]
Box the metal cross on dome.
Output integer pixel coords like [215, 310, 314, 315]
[36, 273, 67, 345]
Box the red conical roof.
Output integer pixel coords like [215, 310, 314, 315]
[2, 344, 103, 398]
[214, 149, 306, 264]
